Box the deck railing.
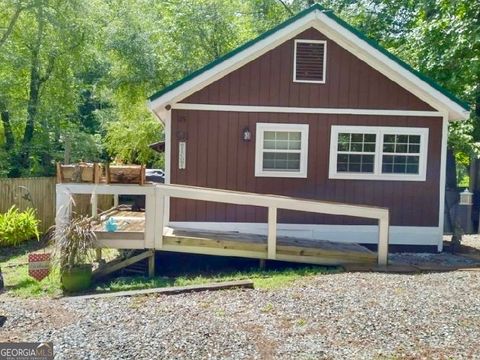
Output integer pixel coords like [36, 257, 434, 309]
[155, 184, 390, 265]
[56, 183, 390, 265]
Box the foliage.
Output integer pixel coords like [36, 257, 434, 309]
[0, 0, 478, 183]
[51, 215, 96, 272]
[0, 206, 40, 247]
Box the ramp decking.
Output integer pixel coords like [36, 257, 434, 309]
[93, 210, 376, 265]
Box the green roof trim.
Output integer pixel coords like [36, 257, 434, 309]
[318, 6, 470, 111]
[148, 4, 319, 102]
[149, 3, 469, 111]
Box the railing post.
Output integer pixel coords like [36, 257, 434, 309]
[144, 189, 156, 249]
[91, 193, 98, 217]
[154, 186, 165, 249]
[378, 211, 389, 266]
[55, 186, 72, 238]
[268, 206, 277, 259]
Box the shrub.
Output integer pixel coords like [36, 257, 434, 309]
[0, 206, 40, 247]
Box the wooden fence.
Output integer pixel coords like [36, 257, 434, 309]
[0, 177, 112, 233]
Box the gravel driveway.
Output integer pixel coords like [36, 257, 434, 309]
[1, 271, 480, 359]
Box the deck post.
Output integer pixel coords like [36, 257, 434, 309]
[91, 192, 101, 261]
[267, 207, 277, 260]
[154, 186, 165, 249]
[55, 186, 72, 232]
[91, 193, 98, 217]
[377, 212, 389, 266]
[144, 189, 156, 249]
[113, 194, 119, 208]
[148, 250, 155, 277]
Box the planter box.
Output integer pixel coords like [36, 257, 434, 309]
[106, 164, 145, 185]
[56, 163, 101, 183]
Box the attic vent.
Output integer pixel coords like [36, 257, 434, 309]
[294, 40, 326, 83]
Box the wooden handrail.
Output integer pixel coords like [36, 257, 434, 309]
[56, 183, 390, 265]
[156, 184, 389, 265]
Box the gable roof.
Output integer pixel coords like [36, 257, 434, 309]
[148, 4, 470, 121]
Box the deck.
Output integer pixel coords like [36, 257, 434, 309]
[93, 210, 376, 265]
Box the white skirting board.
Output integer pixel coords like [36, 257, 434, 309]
[169, 222, 442, 247]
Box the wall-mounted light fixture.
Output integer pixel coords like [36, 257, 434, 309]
[242, 127, 251, 142]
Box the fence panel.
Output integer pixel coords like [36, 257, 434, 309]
[0, 177, 112, 233]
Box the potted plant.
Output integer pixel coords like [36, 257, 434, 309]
[52, 215, 97, 292]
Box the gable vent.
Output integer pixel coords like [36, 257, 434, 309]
[294, 40, 326, 83]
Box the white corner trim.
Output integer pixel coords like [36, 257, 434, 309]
[172, 103, 443, 117]
[169, 222, 442, 247]
[293, 39, 327, 84]
[329, 125, 429, 181]
[163, 110, 171, 225]
[437, 112, 449, 251]
[254, 123, 309, 178]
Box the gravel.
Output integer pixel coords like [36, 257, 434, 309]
[2, 270, 480, 359]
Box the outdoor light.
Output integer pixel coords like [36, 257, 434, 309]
[459, 189, 473, 205]
[242, 127, 251, 141]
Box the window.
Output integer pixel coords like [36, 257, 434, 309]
[255, 123, 309, 178]
[329, 126, 429, 181]
[293, 40, 327, 83]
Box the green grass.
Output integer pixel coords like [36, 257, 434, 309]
[0, 240, 118, 298]
[1, 239, 340, 298]
[0, 239, 63, 298]
[95, 266, 340, 293]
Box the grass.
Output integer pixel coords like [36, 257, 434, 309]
[0, 239, 63, 298]
[1, 239, 340, 298]
[0, 239, 118, 298]
[95, 266, 340, 293]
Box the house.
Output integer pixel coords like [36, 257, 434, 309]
[57, 3, 470, 273]
[147, 4, 470, 253]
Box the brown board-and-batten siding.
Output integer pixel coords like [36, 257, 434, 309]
[182, 28, 435, 111]
[169, 26, 442, 227]
[170, 111, 442, 227]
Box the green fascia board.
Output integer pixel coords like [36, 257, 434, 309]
[148, 3, 469, 112]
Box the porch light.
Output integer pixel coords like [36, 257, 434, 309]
[459, 189, 473, 205]
[242, 127, 251, 141]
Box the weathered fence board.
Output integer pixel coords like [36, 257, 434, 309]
[0, 177, 112, 233]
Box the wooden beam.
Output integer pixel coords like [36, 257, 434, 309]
[378, 214, 389, 266]
[68, 280, 254, 300]
[156, 184, 388, 220]
[267, 207, 277, 260]
[148, 250, 155, 277]
[93, 250, 154, 279]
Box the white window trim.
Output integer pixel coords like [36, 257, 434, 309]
[293, 39, 327, 84]
[329, 125, 429, 181]
[255, 123, 309, 178]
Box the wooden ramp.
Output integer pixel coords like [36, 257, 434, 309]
[163, 226, 377, 265]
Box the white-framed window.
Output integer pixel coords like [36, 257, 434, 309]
[329, 126, 429, 181]
[255, 123, 309, 178]
[293, 39, 327, 84]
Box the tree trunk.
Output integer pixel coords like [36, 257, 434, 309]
[19, 4, 44, 170]
[446, 147, 457, 190]
[1, 109, 15, 150]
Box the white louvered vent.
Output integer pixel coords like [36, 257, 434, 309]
[294, 40, 326, 83]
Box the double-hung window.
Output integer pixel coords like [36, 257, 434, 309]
[329, 126, 429, 181]
[255, 123, 309, 178]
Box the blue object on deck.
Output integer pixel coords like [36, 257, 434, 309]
[105, 217, 118, 232]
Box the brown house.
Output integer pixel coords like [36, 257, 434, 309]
[148, 4, 469, 252]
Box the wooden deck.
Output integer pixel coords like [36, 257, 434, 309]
[93, 210, 376, 265]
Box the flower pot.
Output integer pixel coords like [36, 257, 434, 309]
[61, 264, 92, 292]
